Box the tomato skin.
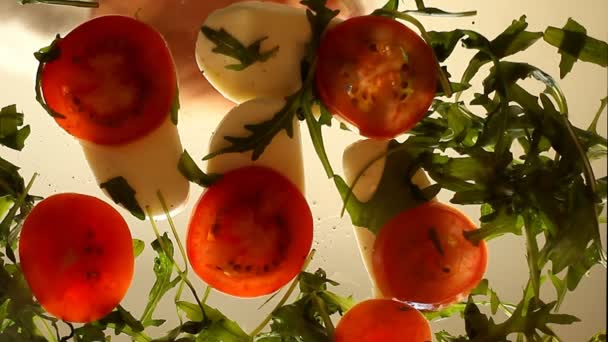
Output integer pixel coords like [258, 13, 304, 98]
[315, 15, 437, 139]
[186, 166, 313, 298]
[373, 201, 487, 307]
[41, 15, 177, 145]
[18, 193, 134, 323]
[334, 299, 432, 342]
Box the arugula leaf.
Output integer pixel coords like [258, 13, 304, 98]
[99, 176, 145, 220]
[0, 105, 30, 151]
[178, 150, 221, 187]
[336, 140, 429, 234]
[176, 301, 249, 342]
[255, 298, 330, 342]
[140, 233, 180, 328]
[544, 18, 608, 78]
[203, 0, 338, 162]
[132, 239, 145, 258]
[201, 26, 279, 71]
[19, 0, 99, 7]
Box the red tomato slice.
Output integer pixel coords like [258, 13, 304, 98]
[334, 299, 432, 342]
[315, 15, 437, 139]
[373, 201, 487, 307]
[186, 166, 313, 297]
[40, 15, 177, 145]
[18, 193, 134, 323]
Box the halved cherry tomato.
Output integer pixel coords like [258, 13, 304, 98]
[334, 299, 432, 342]
[186, 166, 313, 297]
[373, 201, 487, 307]
[315, 15, 437, 139]
[18, 193, 134, 323]
[41, 15, 177, 145]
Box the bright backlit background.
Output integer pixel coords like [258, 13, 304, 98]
[0, 0, 606, 340]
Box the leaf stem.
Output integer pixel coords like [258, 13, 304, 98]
[145, 207, 209, 324]
[32, 0, 99, 8]
[312, 293, 335, 338]
[523, 211, 541, 299]
[249, 249, 316, 337]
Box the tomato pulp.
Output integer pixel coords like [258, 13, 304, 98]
[334, 299, 432, 342]
[316, 15, 437, 139]
[18, 193, 134, 323]
[40, 15, 177, 145]
[186, 166, 313, 297]
[373, 201, 487, 307]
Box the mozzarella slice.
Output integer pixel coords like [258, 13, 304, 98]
[342, 139, 433, 297]
[206, 97, 304, 193]
[81, 117, 190, 219]
[195, 1, 311, 104]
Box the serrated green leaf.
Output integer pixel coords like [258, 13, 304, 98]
[336, 140, 429, 234]
[544, 18, 608, 78]
[100, 176, 145, 220]
[201, 26, 279, 71]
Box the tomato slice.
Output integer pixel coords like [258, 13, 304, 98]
[186, 166, 313, 297]
[18, 193, 134, 323]
[40, 15, 177, 145]
[334, 299, 432, 342]
[315, 15, 437, 139]
[372, 201, 487, 307]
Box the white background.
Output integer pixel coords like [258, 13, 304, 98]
[0, 0, 606, 341]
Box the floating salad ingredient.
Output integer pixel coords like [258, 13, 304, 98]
[18, 193, 134, 323]
[333, 299, 432, 342]
[205, 97, 305, 191]
[36, 15, 189, 218]
[316, 15, 437, 138]
[186, 166, 313, 297]
[373, 201, 487, 308]
[341, 139, 434, 296]
[195, 1, 314, 103]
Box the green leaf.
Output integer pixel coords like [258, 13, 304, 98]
[548, 271, 568, 310]
[176, 302, 249, 341]
[256, 298, 330, 342]
[201, 26, 279, 71]
[544, 18, 608, 78]
[178, 150, 222, 187]
[462, 16, 543, 85]
[132, 239, 145, 258]
[99, 176, 145, 220]
[0, 105, 30, 151]
[465, 203, 523, 243]
[203, 94, 298, 161]
[336, 140, 429, 234]
[140, 233, 179, 327]
[588, 332, 606, 342]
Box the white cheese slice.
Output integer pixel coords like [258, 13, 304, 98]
[80, 117, 190, 219]
[195, 1, 312, 104]
[342, 139, 434, 297]
[206, 97, 304, 193]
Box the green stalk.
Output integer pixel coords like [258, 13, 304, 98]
[146, 207, 209, 324]
[312, 293, 334, 338]
[523, 211, 541, 299]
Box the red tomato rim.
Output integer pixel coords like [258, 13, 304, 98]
[186, 166, 313, 298]
[334, 299, 432, 342]
[18, 193, 134, 323]
[315, 15, 437, 139]
[40, 15, 177, 145]
[372, 201, 488, 307]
